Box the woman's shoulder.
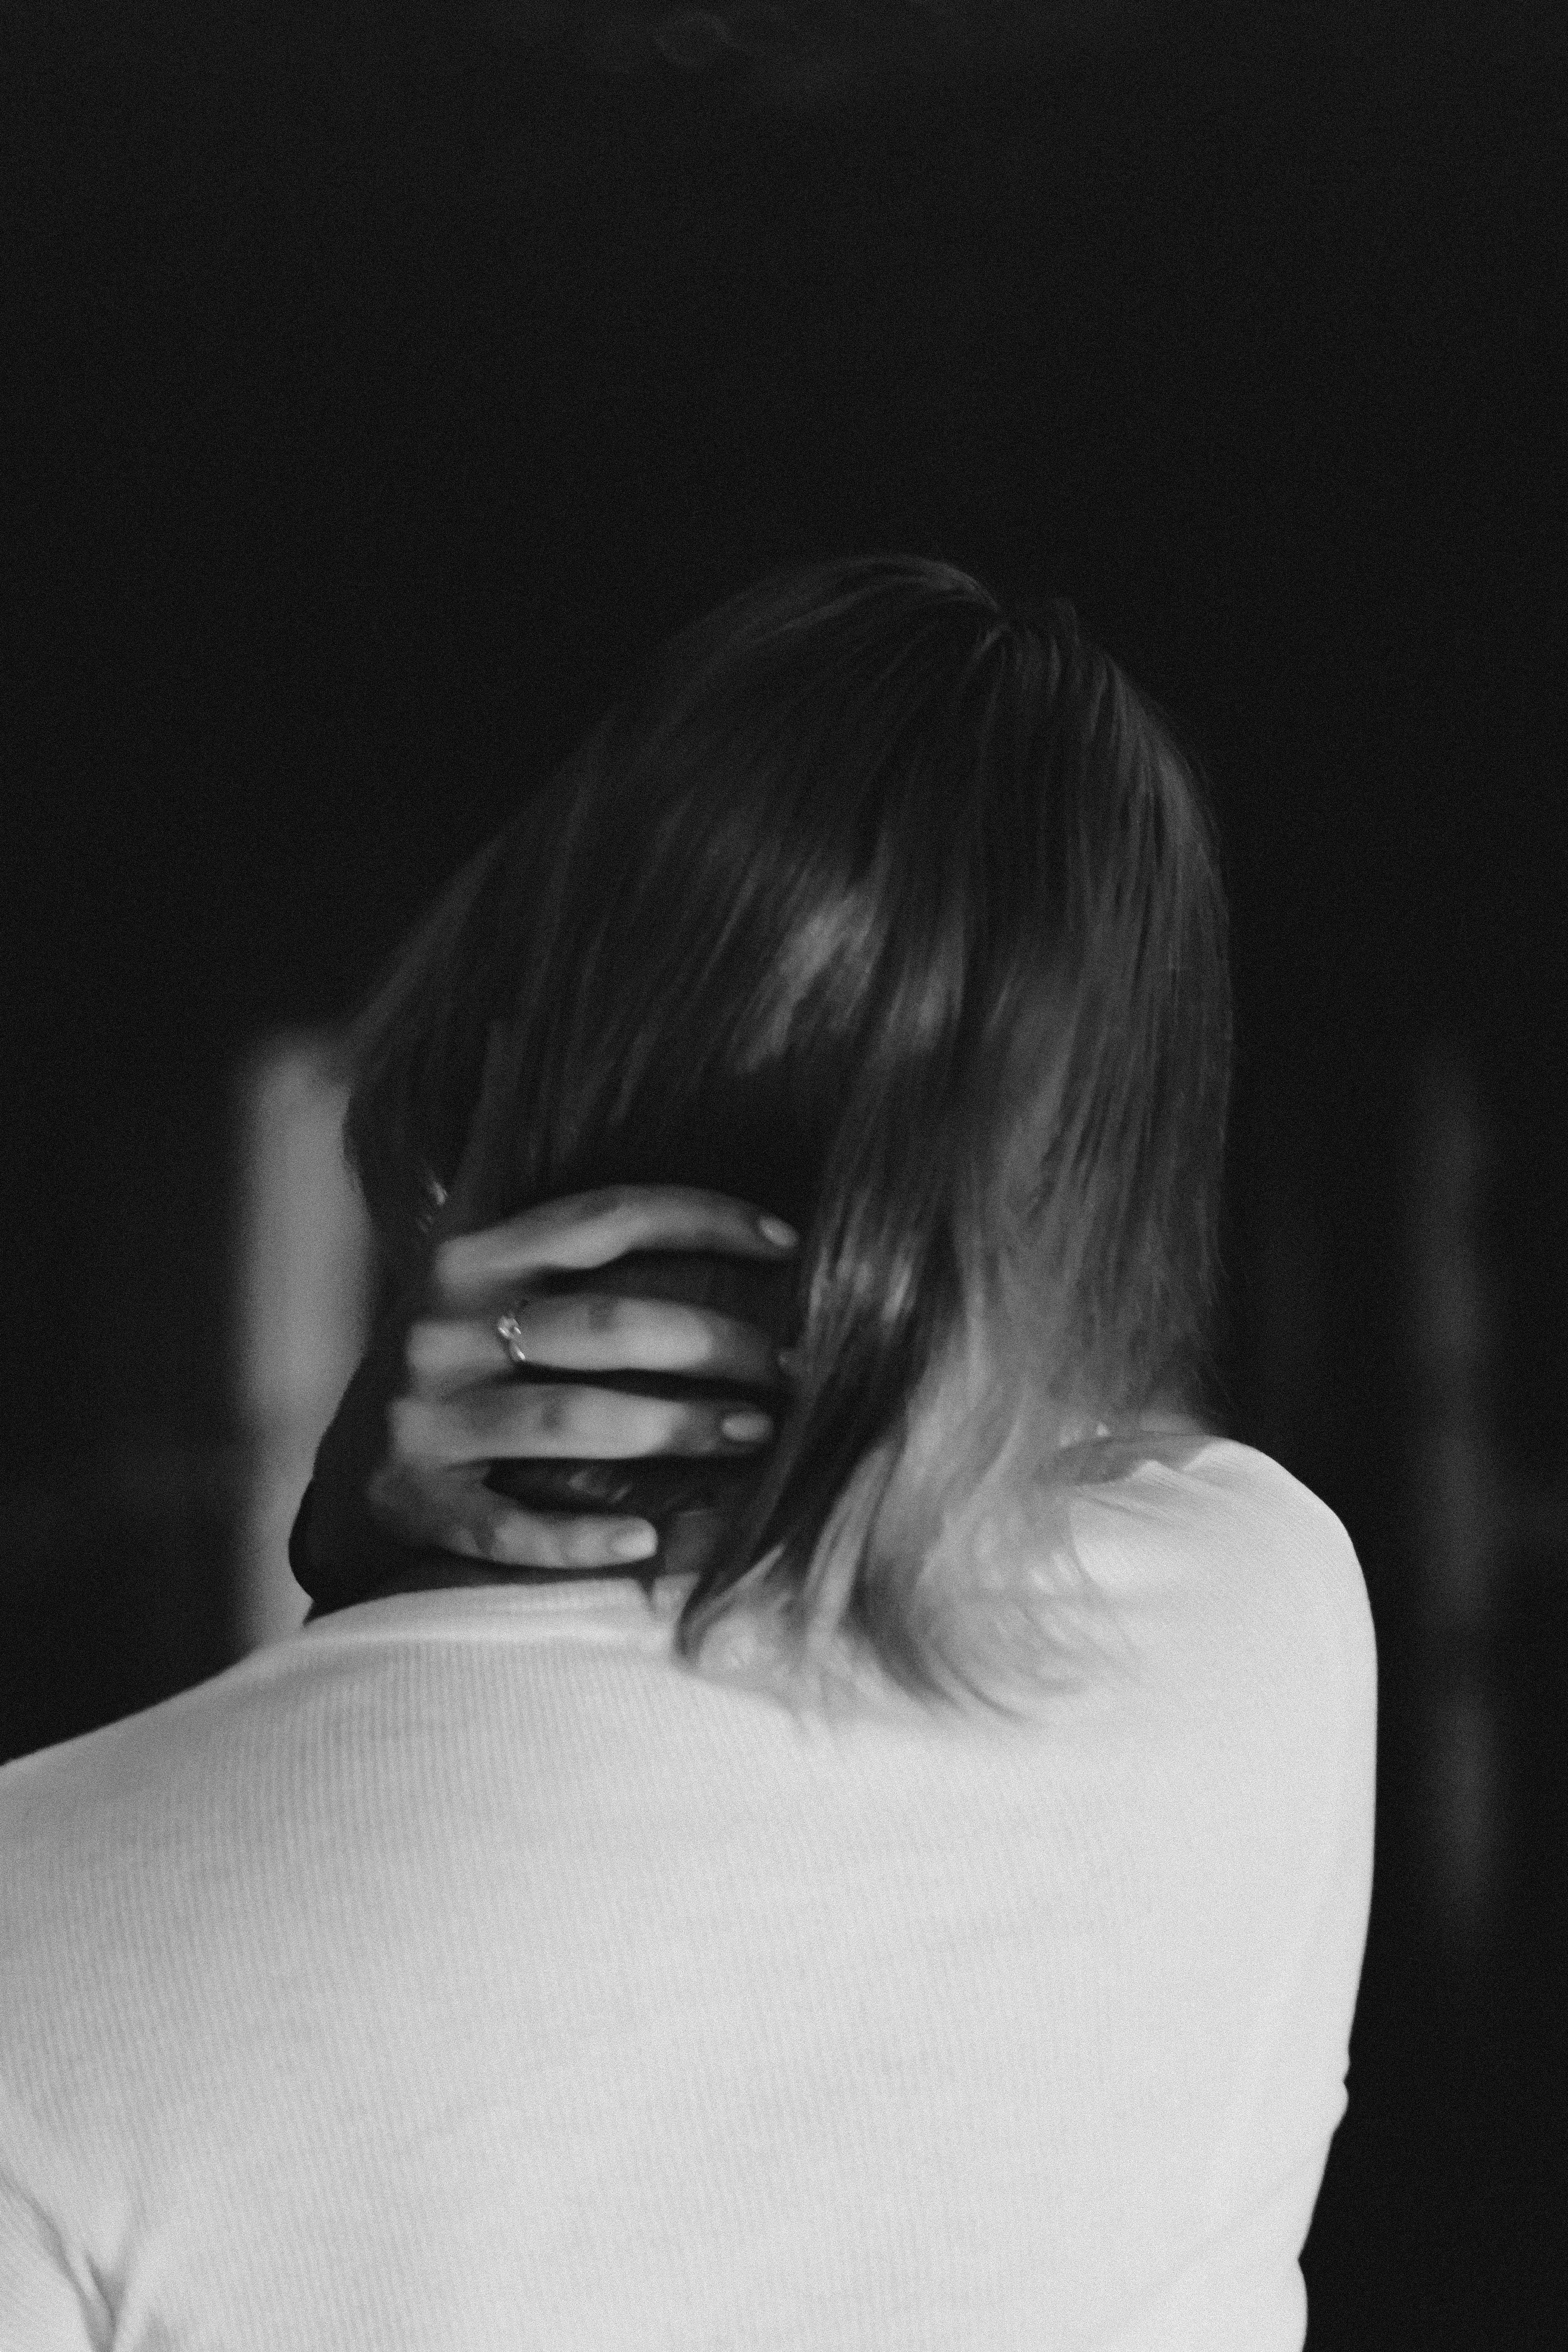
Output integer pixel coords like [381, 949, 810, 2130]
[1107, 1425, 1363, 1569]
[1174, 1436, 1370, 1616]
[1068, 1433, 1377, 1743]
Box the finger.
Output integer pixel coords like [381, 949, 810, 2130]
[403, 1315, 519, 1397]
[439, 1500, 662, 1572]
[430, 1185, 800, 1313]
[370, 1462, 659, 1571]
[389, 1384, 775, 1468]
[405, 1297, 787, 1399]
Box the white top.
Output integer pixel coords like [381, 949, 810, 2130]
[0, 1439, 1376, 2352]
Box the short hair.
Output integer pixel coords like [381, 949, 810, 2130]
[343, 554, 1234, 1725]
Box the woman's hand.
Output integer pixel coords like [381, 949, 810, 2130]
[294, 1187, 802, 1586]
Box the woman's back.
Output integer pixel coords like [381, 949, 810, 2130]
[0, 1438, 1376, 2351]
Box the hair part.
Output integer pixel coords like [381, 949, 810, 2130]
[342, 554, 1234, 1724]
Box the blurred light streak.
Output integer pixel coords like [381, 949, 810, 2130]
[1406, 1036, 1504, 1969]
[230, 1034, 373, 1651]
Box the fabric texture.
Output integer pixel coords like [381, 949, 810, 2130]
[0, 1439, 1377, 2351]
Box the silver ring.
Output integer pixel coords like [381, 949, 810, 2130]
[495, 1306, 532, 1368]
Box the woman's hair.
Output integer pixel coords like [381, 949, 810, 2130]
[342, 554, 1234, 1726]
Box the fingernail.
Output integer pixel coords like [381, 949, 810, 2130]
[757, 1215, 798, 1248]
[610, 1524, 658, 1560]
[721, 1410, 773, 1443]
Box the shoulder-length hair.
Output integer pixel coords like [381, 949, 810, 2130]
[343, 555, 1233, 1726]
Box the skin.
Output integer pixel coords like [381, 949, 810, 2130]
[322, 1181, 1212, 1595]
[318, 1035, 1209, 1592]
[319, 1184, 804, 1583]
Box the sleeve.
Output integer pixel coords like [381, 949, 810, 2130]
[1204, 1518, 1379, 2208]
[1103, 1491, 1381, 2352]
[1181, 1512, 1381, 2351]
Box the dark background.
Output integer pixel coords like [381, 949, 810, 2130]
[3, 2, 1564, 2342]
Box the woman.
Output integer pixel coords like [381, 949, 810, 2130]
[0, 557, 1377, 2350]
[296, 554, 1232, 1717]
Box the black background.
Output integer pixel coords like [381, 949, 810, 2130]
[3, 2, 1565, 2342]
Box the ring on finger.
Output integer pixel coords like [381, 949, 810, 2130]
[495, 1301, 535, 1369]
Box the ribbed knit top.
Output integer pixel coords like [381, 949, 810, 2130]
[0, 1439, 1376, 2350]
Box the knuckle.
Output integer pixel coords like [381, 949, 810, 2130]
[532, 1388, 570, 1442]
[367, 1461, 431, 1539]
[505, 1509, 565, 1568]
[494, 1512, 541, 1568]
[698, 1310, 736, 1368]
[588, 1185, 638, 1226]
[581, 1518, 619, 1565]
